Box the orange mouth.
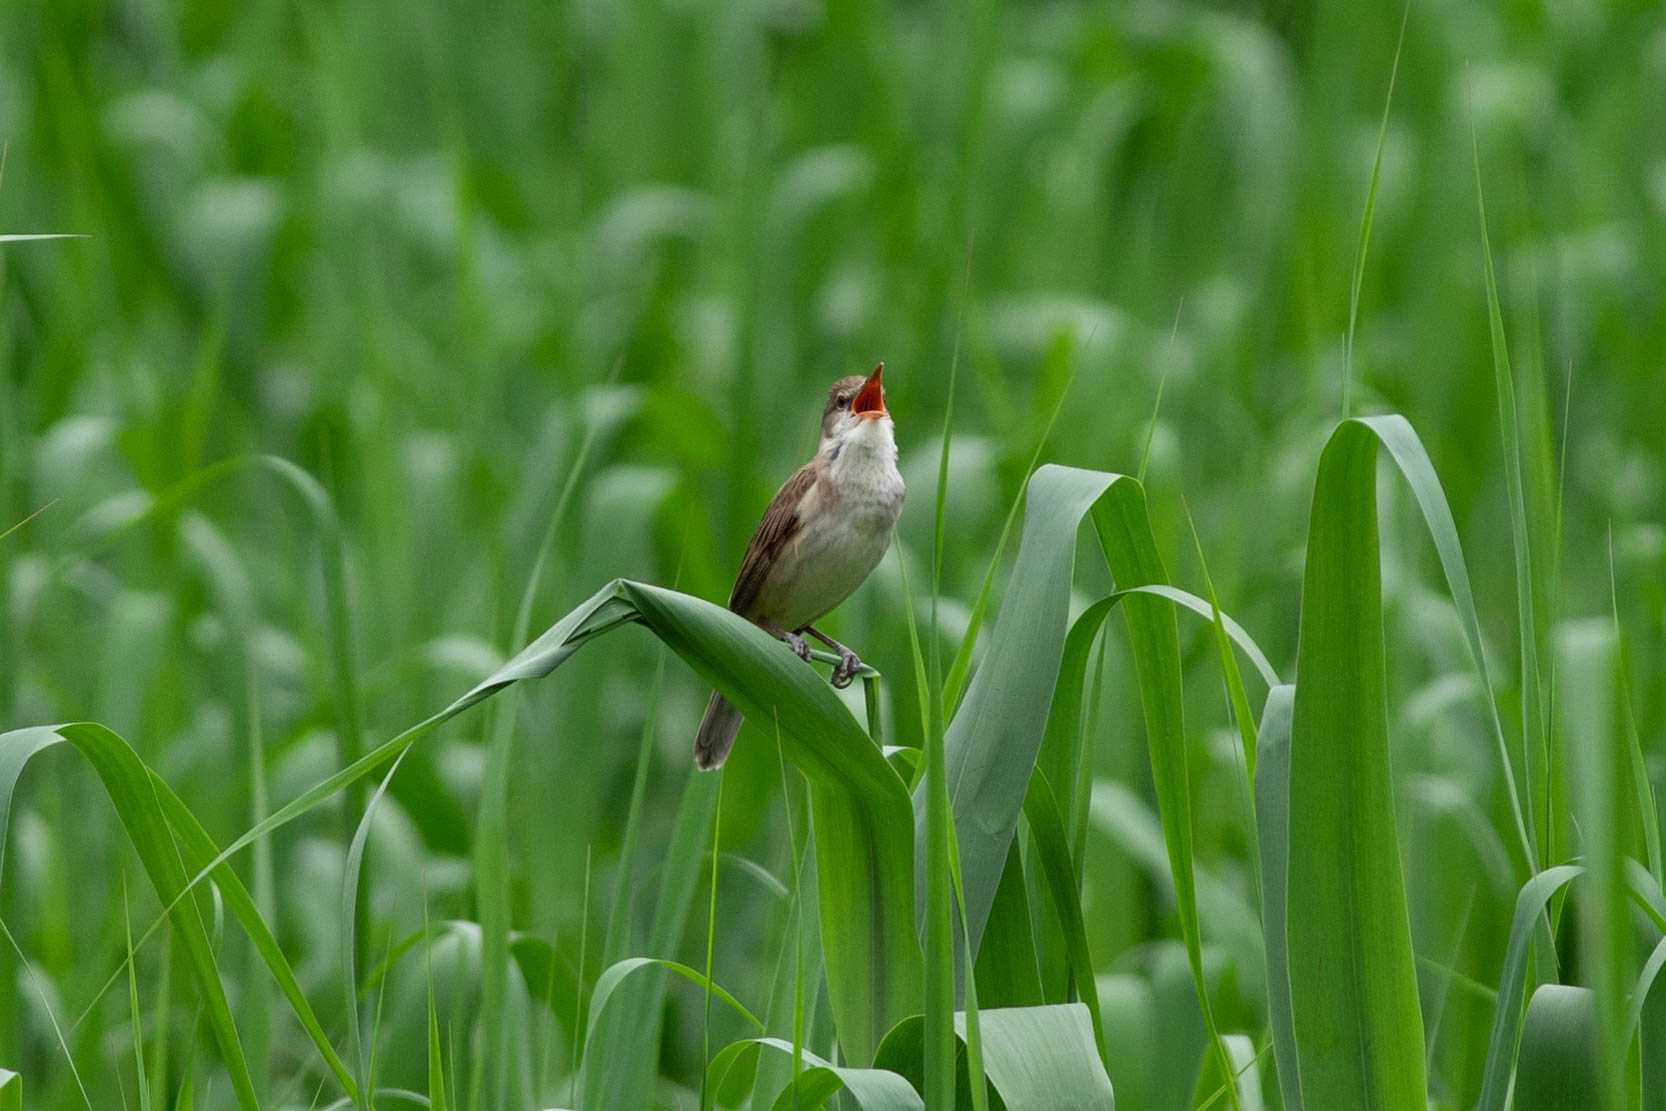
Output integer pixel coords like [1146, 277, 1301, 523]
[852, 363, 885, 417]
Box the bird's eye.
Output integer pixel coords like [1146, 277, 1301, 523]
[837, 395, 851, 409]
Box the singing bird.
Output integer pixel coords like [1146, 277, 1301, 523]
[693, 363, 905, 769]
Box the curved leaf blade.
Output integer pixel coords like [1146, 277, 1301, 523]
[1285, 420, 1425, 1107]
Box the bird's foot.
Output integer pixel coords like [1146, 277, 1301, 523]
[803, 626, 862, 688]
[830, 647, 862, 690]
[781, 630, 812, 663]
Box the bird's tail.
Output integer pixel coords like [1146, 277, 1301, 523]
[693, 691, 744, 770]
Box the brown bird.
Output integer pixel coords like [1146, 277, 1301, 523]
[694, 363, 905, 769]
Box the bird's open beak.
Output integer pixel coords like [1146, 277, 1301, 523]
[852, 363, 886, 418]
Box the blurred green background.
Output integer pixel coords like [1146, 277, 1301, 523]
[1, 0, 1663, 1106]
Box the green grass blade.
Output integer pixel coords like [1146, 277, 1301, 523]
[1341, 0, 1409, 418]
[341, 749, 410, 1109]
[925, 465, 1126, 954]
[180, 514, 273, 1099]
[1182, 502, 1262, 795]
[38, 573, 911, 1083]
[581, 772, 719, 1108]
[424, 908, 447, 1111]
[123, 876, 152, 1111]
[1610, 540, 1663, 887]
[1285, 420, 1425, 1106]
[1476, 864, 1584, 1110]
[700, 774, 723, 1111]
[603, 650, 669, 965]
[940, 349, 1077, 718]
[587, 956, 763, 1037]
[1252, 685, 1299, 1111]
[149, 776, 357, 1097]
[51, 724, 260, 1108]
[896, 534, 955, 1104]
[1191, 1033, 1265, 1111]
[972, 844, 1043, 1009]
[1471, 126, 1549, 868]
[1631, 935, 1666, 1108]
[928, 464, 1244, 1104]
[942, 804, 988, 1111]
[476, 385, 619, 1108]
[0, 233, 87, 243]
[1090, 481, 1240, 1107]
[1020, 777, 1106, 1071]
[1357, 414, 1535, 869]
[1557, 618, 1626, 1102]
[924, 596, 956, 1109]
[0, 916, 90, 1109]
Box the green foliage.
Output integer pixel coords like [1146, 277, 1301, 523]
[3, 0, 1664, 1106]
[1284, 421, 1427, 1107]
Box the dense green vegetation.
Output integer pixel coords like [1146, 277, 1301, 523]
[2, 0, 1663, 1106]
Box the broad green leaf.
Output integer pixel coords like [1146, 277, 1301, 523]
[925, 464, 1234, 1098]
[1557, 619, 1626, 1101]
[1032, 584, 1275, 1006]
[973, 1005, 1113, 1111]
[1356, 414, 1534, 868]
[1285, 420, 1425, 1107]
[971, 844, 1042, 1009]
[0, 1069, 15, 1111]
[940, 343, 1077, 719]
[706, 1037, 922, 1110]
[874, 1005, 1114, 1110]
[1514, 986, 1600, 1111]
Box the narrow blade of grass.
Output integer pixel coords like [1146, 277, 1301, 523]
[1476, 864, 1584, 1110]
[123, 875, 152, 1111]
[1472, 121, 1549, 868]
[341, 748, 411, 1110]
[1252, 686, 1306, 1111]
[1020, 776, 1106, 1072]
[1341, 1, 1409, 418]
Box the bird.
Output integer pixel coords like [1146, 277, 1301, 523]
[693, 362, 905, 769]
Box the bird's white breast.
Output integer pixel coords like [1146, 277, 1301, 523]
[754, 418, 904, 631]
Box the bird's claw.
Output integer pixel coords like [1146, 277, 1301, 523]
[830, 649, 861, 689]
[783, 631, 812, 663]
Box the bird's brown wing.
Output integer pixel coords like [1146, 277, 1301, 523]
[728, 461, 818, 618]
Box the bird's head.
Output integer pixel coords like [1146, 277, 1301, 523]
[820, 363, 890, 445]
